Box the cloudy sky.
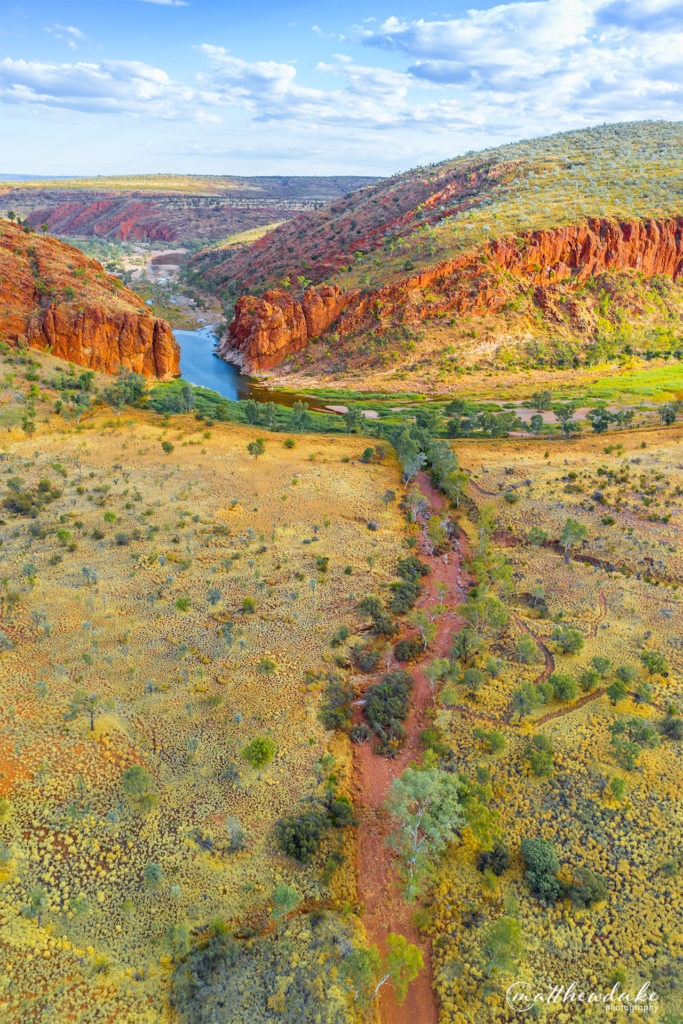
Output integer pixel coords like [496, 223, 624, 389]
[1, 0, 681, 176]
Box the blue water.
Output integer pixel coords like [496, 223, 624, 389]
[175, 328, 252, 401]
[174, 328, 325, 410]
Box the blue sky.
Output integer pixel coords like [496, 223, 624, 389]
[1, 0, 681, 176]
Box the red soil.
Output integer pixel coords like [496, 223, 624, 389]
[352, 472, 468, 1024]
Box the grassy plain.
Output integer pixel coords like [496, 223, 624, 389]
[0, 363, 407, 1022]
[0, 342, 681, 1024]
[424, 427, 683, 1022]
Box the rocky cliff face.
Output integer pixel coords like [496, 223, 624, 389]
[0, 221, 180, 379]
[217, 284, 350, 371]
[221, 217, 682, 372]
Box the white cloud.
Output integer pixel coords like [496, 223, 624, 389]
[0, 57, 196, 116]
[44, 24, 87, 51]
[355, 1, 682, 127]
[3, 0, 681, 174]
[137, 1, 189, 6]
[198, 45, 424, 127]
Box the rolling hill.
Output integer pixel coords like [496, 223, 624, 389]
[195, 122, 683, 388]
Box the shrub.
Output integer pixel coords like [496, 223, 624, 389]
[175, 596, 191, 611]
[396, 555, 430, 581]
[365, 670, 413, 734]
[275, 809, 329, 863]
[225, 816, 246, 852]
[521, 837, 561, 903]
[551, 625, 584, 654]
[477, 840, 510, 876]
[389, 577, 422, 614]
[330, 624, 350, 647]
[659, 713, 683, 740]
[351, 643, 382, 673]
[143, 862, 163, 889]
[161, 441, 174, 454]
[242, 736, 276, 769]
[549, 673, 578, 702]
[640, 650, 669, 676]
[247, 438, 265, 458]
[516, 633, 540, 664]
[326, 795, 355, 828]
[394, 636, 424, 663]
[242, 596, 256, 613]
[122, 765, 156, 810]
[524, 734, 554, 775]
[563, 866, 608, 907]
[319, 675, 354, 731]
[473, 727, 506, 753]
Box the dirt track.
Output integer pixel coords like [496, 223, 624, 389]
[353, 472, 468, 1024]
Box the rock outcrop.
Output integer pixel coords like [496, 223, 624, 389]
[30, 305, 180, 379]
[0, 221, 180, 379]
[220, 217, 683, 372]
[217, 284, 350, 371]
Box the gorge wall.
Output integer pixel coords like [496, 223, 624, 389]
[216, 284, 352, 371]
[220, 217, 683, 373]
[0, 221, 180, 379]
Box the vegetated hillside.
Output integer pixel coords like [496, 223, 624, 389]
[0, 175, 378, 245]
[200, 121, 682, 386]
[0, 219, 179, 378]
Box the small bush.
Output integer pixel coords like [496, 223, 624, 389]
[275, 809, 329, 863]
[351, 642, 382, 673]
[477, 840, 510, 876]
[365, 669, 413, 734]
[521, 837, 561, 903]
[394, 636, 424, 663]
[319, 675, 354, 730]
[242, 736, 276, 769]
[563, 866, 608, 907]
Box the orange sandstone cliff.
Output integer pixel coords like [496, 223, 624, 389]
[220, 217, 683, 373]
[0, 221, 180, 379]
[217, 283, 350, 371]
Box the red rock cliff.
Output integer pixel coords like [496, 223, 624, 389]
[0, 221, 180, 379]
[217, 284, 350, 371]
[221, 217, 682, 371]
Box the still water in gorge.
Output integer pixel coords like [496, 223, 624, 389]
[174, 328, 325, 409]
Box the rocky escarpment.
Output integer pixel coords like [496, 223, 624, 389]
[221, 217, 683, 373]
[217, 284, 351, 371]
[0, 220, 179, 379]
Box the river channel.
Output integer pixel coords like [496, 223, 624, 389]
[174, 328, 326, 410]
